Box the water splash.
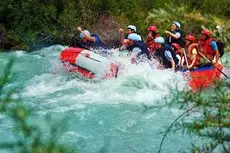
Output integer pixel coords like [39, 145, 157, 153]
[19, 46, 188, 115]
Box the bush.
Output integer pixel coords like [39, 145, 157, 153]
[159, 80, 230, 152]
[0, 0, 230, 50]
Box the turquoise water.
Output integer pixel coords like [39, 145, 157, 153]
[0, 45, 229, 153]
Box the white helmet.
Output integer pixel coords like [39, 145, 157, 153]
[127, 25, 137, 32]
[216, 25, 222, 33]
[172, 21, 181, 29]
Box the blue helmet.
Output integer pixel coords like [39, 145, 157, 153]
[172, 21, 181, 29]
[127, 25, 137, 32]
[137, 34, 142, 41]
[128, 33, 141, 41]
[80, 30, 90, 39]
[154, 37, 165, 44]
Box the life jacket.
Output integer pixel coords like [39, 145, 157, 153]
[130, 41, 151, 59]
[166, 29, 184, 47]
[81, 34, 106, 49]
[154, 44, 179, 68]
[185, 43, 199, 67]
[198, 38, 216, 61]
[145, 34, 160, 54]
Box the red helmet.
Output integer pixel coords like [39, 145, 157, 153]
[148, 26, 158, 32]
[201, 29, 211, 37]
[185, 35, 195, 43]
[171, 43, 180, 50]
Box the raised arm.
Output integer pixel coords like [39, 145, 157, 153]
[77, 27, 96, 42]
[165, 30, 180, 39]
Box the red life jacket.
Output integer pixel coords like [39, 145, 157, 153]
[198, 38, 216, 61]
[185, 43, 199, 67]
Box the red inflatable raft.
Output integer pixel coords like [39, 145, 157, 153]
[184, 64, 224, 91]
[60, 47, 118, 79]
[60, 48, 224, 91]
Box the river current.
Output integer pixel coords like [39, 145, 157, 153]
[0, 45, 229, 153]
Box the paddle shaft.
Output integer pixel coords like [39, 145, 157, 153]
[198, 51, 229, 79]
[182, 49, 189, 68]
[79, 52, 101, 63]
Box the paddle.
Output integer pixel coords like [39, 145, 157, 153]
[198, 52, 229, 79]
[79, 52, 101, 63]
[182, 49, 189, 69]
[115, 66, 119, 78]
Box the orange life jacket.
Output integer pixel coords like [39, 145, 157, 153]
[185, 43, 199, 67]
[198, 38, 216, 61]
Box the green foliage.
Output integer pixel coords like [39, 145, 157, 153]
[1, 0, 230, 50]
[159, 81, 230, 152]
[146, 4, 230, 50]
[178, 0, 230, 18]
[0, 59, 74, 153]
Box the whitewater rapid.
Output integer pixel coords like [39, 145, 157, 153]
[0, 45, 228, 153]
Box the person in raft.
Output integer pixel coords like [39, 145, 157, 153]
[180, 35, 199, 70]
[171, 43, 183, 65]
[165, 21, 184, 47]
[153, 37, 179, 71]
[76, 27, 106, 50]
[127, 33, 151, 64]
[145, 25, 160, 55]
[119, 25, 141, 50]
[197, 29, 220, 67]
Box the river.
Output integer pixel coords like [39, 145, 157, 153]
[0, 45, 229, 153]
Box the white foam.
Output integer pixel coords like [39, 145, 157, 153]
[13, 51, 27, 57]
[21, 46, 188, 111]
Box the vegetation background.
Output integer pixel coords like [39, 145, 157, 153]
[0, 1, 229, 152]
[0, 0, 230, 50]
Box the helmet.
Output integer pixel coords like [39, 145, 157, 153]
[128, 33, 141, 41]
[137, 34, 142, 41]
[171, 43, 180, 50]
[127, 25, 137, 32]
[185, 35, 195, 43]
[201, 29, 211, 37]
[216, 25, 221, 29]
[172, 21, 181, 29]
[154, 37, 165, 44]
[148, 25, 158, 32]
[80, 30, 90, 39]
[216, 25, 222, 33]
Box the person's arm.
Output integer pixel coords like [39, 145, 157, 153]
[77, 27, 96, 42]
[211, 41, 220, 65]
[188, 55, 196, 69]
[165, 31, 181, 39]
[188, 48, 197, 69]
[169, 59, 175, 71]
[180, 48, 185, 66]
[130, 47, 142, 64]
[165, 50, 176, 71]
[119, 28, 125, 44]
